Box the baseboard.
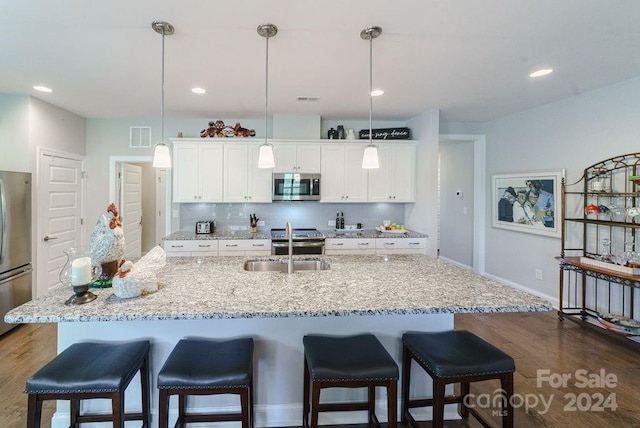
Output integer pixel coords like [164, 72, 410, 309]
[481, 272, 558, 310]
[438, 256, 473, 270]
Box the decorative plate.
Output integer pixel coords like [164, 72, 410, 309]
[597, 313, 640, 335]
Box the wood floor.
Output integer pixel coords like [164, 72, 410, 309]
[1, 311, 639, 428]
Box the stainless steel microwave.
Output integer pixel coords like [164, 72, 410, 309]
[272, 173, 321, 201]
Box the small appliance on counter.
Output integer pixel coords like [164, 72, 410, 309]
[195, 220, 215, 234]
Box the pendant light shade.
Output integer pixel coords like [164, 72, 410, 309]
[257, 24, 278, 169]
[152, 20, 174, 169]
[361, 26, 382, 169]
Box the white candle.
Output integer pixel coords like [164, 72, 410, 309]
[71, 257, 92, 285]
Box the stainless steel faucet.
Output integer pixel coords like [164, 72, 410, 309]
[285, 221, 293, 274]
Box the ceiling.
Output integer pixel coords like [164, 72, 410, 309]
[2, 0, 640, 123]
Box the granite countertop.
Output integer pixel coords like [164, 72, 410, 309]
[163, 229, 427, 241]
[6, 255, 551, 323]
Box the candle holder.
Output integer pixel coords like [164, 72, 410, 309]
[60, 247, 102, 306]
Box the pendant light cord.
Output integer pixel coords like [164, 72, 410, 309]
[369, 35, 373, 145]
[161, 30, 166, 144]
[265, 34, 269, 145]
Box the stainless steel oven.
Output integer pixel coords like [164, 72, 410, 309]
[272, 173, 320, 201]
[271, 228, 325, 255]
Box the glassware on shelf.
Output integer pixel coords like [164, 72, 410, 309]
[59, 247, 102, 305]
[590, 168, 611, 192]
[608, 205, 624, 222]
[600, 238, 612, 262]
[625, 206, 640, 223]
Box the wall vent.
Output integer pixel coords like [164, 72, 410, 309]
[130, 126, 152, 148]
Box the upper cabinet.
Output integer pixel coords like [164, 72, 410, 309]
[172, 142, 223, 203]
[223, 143, 272, 203]
[273, 142, 321, 173]
[368, 143, 416, 203]
[320, 144, 369, 203]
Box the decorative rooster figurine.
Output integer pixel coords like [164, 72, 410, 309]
[89, 203, 125, 264]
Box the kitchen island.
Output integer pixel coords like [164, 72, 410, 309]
[6, 254, 550, 428]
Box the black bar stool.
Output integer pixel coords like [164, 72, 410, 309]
[303, 334, 398, 428]
[401, 330, 515, 428]
[25, 340, 151, 428]
[157, 337, 254, 428]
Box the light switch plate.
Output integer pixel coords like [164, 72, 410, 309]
[257, 220, 265, 226]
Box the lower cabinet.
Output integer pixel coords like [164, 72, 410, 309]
[164, 240, 219, 257]
[375, 238, 427, 255]
[325, 238, 376, 255]
[218, 239, 271, 256]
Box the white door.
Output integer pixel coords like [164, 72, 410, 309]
[119, 163, 142, 260]
[37, 153, 84, 297]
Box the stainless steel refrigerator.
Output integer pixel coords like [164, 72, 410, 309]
[0, 171, 32, 335]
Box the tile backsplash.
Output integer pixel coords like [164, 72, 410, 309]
[179, 202, 405, 232]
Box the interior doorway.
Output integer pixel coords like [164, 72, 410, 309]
[109, 156, 169, 257]
[438, 134, 486, 275]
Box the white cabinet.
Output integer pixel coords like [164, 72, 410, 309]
[320, 144, 368, 202]
[218, 239, 271, 256]
[164, 240, 219, 257]
[325, 238, 376, 255]
[172, 143, 223, 203]
[375, 237, 426, 255]
[223, 143, 272, 203]
[368, 143, 416, 202]
[273, 143, 321, 173]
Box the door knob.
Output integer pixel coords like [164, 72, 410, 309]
[43, 235, 58, 242]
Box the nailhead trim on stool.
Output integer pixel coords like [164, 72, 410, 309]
[157, 338, 254, 428]
[401, 330, 515, 428]
[303, 334, 399, 428]
[25, 340, 151, 428]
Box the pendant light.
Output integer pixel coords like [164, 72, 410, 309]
[361, 26, 382, 169]
[152, 21, 174, 168]
[257, 24, 277, 169]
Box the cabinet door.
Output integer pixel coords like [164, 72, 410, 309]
[248, 145, 273, 203]
[173, 144, 200, 202]
[367, 146, 393, 202]
[390, 144, 416, 202]
[273, 143, 297, 173]
[223, 144, 250, 202]
[199, 145, 224, 202]
[343, 145, 368, 202]
[297, 144, 321, 173]
[320, 145, 346, 202]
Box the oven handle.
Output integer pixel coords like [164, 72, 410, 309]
[271, 241, 325, 248]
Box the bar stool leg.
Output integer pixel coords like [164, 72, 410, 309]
[460, 381, 470, 418]
[140, 354, 150, 426]
[27, 394, 41, 428]
[368, 386, 375, 426]
[400, 345, 411, 425]
[158, 389, 169, 428]
[432, 378, 446, 428]
[70, 398, 80, 428]
[310, 383, 321, 428]
[502, 373, 514, 428]
[303, 358, 310, 428]
[112, 391, 124, 428]
[387, 380, 397, 428]
[178, 394, 187, 425]
[248, 380, 254, 428]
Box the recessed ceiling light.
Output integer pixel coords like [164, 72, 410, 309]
[33, 85, 53, 93]
[191, 87, 206, 94]
[529, 69, 553, 78]
[371, 89, 384, 96]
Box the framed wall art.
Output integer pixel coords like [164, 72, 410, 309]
[492, 169, 564, 238]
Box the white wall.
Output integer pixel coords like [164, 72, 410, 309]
[406, 109, 439, 256]
[0, 94, 30, 172]
[28, 97, 86, 158]
[482, 76, 640, 303]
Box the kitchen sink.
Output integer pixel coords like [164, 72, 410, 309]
[243, 259, 330, 272]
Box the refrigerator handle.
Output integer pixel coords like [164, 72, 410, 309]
[0, 178, 5, 264]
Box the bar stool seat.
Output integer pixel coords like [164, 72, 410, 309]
[303, 334, 398, 428]
[157, 338, 254, 428]
[402, 330, 515, 428]
[26, 340, 151, 428]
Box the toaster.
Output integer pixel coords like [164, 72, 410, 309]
[195, 221, 215, 234]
